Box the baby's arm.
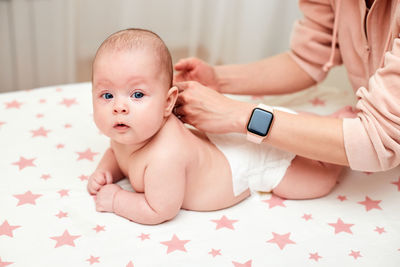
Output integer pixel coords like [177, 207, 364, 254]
[97, 160, 186, 225]
[87, 147, 124, 195]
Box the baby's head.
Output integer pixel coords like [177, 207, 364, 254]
[92, 28, 178, 145]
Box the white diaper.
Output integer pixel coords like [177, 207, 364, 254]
[206, 131, 296, 197]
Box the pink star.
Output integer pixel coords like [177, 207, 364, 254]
[0, 257, 13, 267]
[14, 191, 42, 206]
[328, 218, 354, 234]
[126, 261, 134, 267]
[267, 232, 296, 250]
[232, 260, 252, 267]
[337, 195, 347, 201]
[138, 233, 150, 241]
[302, 214, 312, 221]
[78, 175, 89, 181]
[93, 225, 105, 233]
[39, 98, 46, 103]
[391, 177, 400, 191]
[60, 98, 77, 107]
[358, 196, 382, 211]
[0, 121, 6, 128]
[0, 220, 20, 237]
[36, 113, 44, 118]
[41, 174, 51, 180]
[374, 226, 386, 234]
[160, 234, 190, 254]
[76, 148, 98, 161]
[55, 211, 68, 219]
[56, 143, 65, 149]
[12, 156, 36, 170]
[349, 250, 362, 259]
[263, 194, 286, 208]
[5, 100, 22, 109]
[86, 256, 100, 265]
[50, 230, 80, 248]
[209, 248, 221, 257]
[65, 123, 72, 128]
[211, 215, 238, 230]
[309, 252, 322, 262]
[31, 126, 51, 137]
[56, 87, 63, 92]
[58, 189, 69, 197]
[310, 97, 325, 106]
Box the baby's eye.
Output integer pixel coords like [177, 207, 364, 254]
[132, 92, 144, 99]
[101, 93, 113, 99]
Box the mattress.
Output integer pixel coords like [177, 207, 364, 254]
[0, 82, 399, 266]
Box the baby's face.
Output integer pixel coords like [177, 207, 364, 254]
[92, 48, 170, 145]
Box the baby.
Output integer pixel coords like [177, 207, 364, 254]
[88, 28, 341, 225]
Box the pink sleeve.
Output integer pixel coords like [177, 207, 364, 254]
[289, 0, 342, 82]
[343, 37, 400, 171]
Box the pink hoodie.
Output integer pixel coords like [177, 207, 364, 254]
[289, 0, 400, 171]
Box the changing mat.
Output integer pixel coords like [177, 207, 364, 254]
[0, 82, 399, 266]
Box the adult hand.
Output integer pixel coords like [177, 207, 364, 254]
[174, 81, 255, 134]
[174, 57, 220, 91]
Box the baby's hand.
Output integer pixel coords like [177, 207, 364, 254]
[87, 170, 113, 195]
[95, 184, 122, 212]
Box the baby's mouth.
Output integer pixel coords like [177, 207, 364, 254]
[113, 123, 130, 130]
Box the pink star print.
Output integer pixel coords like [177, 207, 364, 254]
[138, 233, 150, 241]
[31, 127, 51, 137]
[78, 175, 89, 181]
[50, 230, 80, 248]
[12, 156, 36, 170]
[160, 234, 190, 254]
[14, 191, 42, 206]
[126, 261, 134, 267]
[55, 211, 68, 219]
[310, 97, 325, 106]
[0, 220, 20, 237]
[60, 98, 78, 107]
[328, 218, 354, 234]
[86, 256, 100, 265]
[349, 250, 362, 259]
[0, 257, 13, 267]
[65, 123, 72, 128]
[309, 252, 322, 262]
[36, 113, 44, 118]
[263, 194, 286, 208]
[337, 195, 347, 201]
[374, 226, 386, 234]
[211, 215, 238, 230]
[267, 232, 296, 250]
[77, 148, 98, 161]
[56, 143, 65, 149]
[5, 100, 22, 109]
[358, 196, 382, 211]
[93, 225, 105, 233]
[232, 260, 252, 267]
[41, 174, 51, 180]
[302, 214, 312, 221]
[58, 189, 69, 197]
[391, 177, 400, 191]
[209, 249, 221, 257]
[0, 121, 5, 128]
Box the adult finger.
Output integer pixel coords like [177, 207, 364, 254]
[174, 81, 191, 93]
[174, 58, 196, 71]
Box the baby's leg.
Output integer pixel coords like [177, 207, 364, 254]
[272, 156, 342, 199]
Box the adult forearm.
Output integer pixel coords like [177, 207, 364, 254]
[215, 52, 316, 95]
[234, 103, 349, 166]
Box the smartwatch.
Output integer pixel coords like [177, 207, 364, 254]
[246, 104, 274, 143]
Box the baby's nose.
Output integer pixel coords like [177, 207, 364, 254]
[113, 107, 128, 114]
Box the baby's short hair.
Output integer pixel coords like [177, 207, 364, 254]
[94, 28, 173, 87]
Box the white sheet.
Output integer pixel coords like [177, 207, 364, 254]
[0, 83, 399, 266]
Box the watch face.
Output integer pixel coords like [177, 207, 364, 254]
[247, 108, 273, 137]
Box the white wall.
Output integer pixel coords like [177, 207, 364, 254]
[0, 0, 350, 93]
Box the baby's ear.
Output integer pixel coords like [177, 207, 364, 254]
[164, 86, 178, 117]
